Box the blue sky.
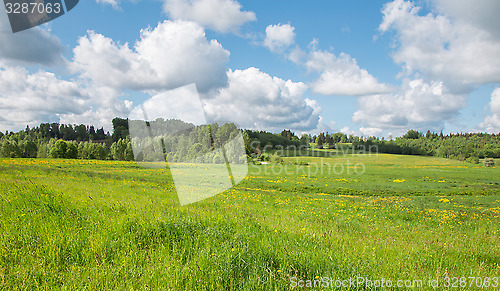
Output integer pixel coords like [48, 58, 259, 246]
[1, 0, 499, 137]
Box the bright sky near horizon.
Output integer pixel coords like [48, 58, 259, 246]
[0, 0, 499, 137]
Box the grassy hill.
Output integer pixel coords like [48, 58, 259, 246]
[0, 154, 499, 289]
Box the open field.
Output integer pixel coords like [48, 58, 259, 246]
[0, 154, 499, 289]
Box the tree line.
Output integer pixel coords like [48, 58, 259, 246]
[1, 119, 499, 163]
[0, 118, 246, 163]
[354, 130, 500, 163]
[129, 118, 246, 164]
[0, 118, 133, 161]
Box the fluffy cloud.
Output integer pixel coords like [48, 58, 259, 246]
[0, 65, 89, 132]
[309, 116, 336, 135]
[490, 89, 500, 115]
[359, 127, 383, 137]
[379, 0, 500, 92]
[264, 24, 296, 52]
[335, 126, 382, 138]
[163, 0, 256, 34]
[58, 106, 131, 133]
[71, 20, 230, 93]
[0, 63, 133, 133]
[479, 88, 500, 133]
[340, 126, 355, 136]
[306, 49, 391, 96]
[0, 5, 64, 65]
[57, 84, 133, 132]
[431, 0, 500, 39]
[353, 79, 467, 134]
[202, 67, 320, 132]
[261, 22, 389, 97]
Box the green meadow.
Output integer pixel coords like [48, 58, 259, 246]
[0, 153, 499, 289]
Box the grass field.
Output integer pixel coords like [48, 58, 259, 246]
[0, 154, 499, 289]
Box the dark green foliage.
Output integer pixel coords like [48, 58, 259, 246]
[112, 117, 129, 142]
[280, 129, 296, 141]
[0, 139, 21, 158]
[315, 135, 323, 149]
[356, 130, 500, 162]
[79, 142, 109, 160]
[0, 121, 115, 161]
[130, 119, 246, 164]
[50, 140, 78, 159]
[49, 140, 67, 158]
[246, 130, 301, 151]
[2, 121, 500, 165]
[74, 124, 89, 142]
[111, 138, 134, 161]
[403, 129, 423, 139]
[299, 134, 311, 146]
[28, 122, 107, 141]
[19, 140, 37, 158]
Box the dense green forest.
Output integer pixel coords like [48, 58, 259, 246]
[0, 118, 131, 161]
[129, 118, 246, 164]
[354, 129, 500, 163]
[0, 118, 247, 163]
[1, 118, 499, 164]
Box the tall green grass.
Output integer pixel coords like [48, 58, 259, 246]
[0, 156, 499, 289]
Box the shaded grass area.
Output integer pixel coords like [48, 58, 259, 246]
[0, 156, 499, 289]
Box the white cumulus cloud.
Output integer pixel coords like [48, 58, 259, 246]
[71, 20, 230, 93]
[264, 23, 296, 52]
[163, 0, 256, 34]
[479, 88, 500, 133]
[0, 65, 90, 132]
[306, 49, 391, 96]
[431, 0, 500, 40]
[202, 67, 320, 132]
[359, 127, 383, 137]
[262, 22, 389, 97]
[379, 0, 500, 92]
[353, 79, 467, 134]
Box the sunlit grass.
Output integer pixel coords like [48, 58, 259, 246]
[0, 156, 499, 289]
